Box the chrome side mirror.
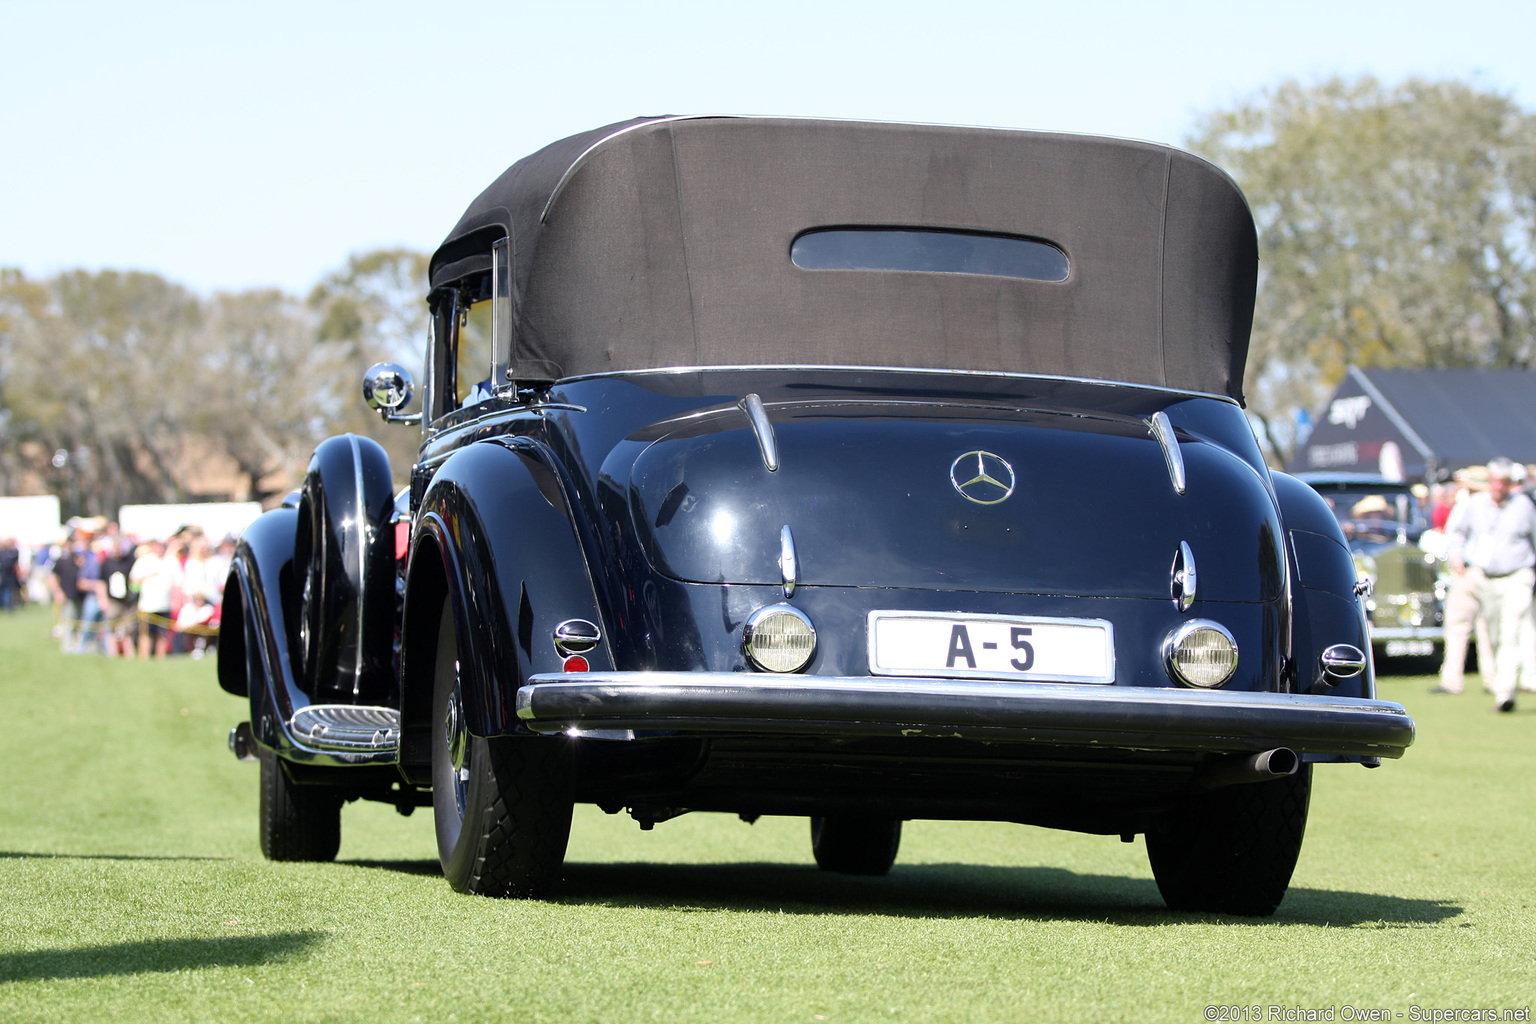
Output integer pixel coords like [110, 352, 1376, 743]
[363, 362, 421, 424]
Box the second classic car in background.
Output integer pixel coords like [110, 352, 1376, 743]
[1296, 472, 1446, 666]
[218, 116, 1414, 916]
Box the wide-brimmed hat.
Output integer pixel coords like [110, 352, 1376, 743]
[1350, 495, 1391, 517]
[66, 514, 109, 536]
[1454, 465, 1491, 490]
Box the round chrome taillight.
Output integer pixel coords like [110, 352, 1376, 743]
[743, 604, 817, 673]
[1163, 620, 1238, 688]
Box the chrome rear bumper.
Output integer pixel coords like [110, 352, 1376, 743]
[517, 672, 1414, 759]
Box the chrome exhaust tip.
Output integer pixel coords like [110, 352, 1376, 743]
[1194, 747, 1299, 790]
[228, 721, 258, 762]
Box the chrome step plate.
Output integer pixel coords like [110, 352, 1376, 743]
[288, 704, 401, 752]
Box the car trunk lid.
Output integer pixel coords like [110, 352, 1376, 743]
[627, 398, 1284, 602]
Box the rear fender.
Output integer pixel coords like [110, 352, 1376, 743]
[293, 434, 397, 704]
[1273, 471, 1374, 699]
[401, 439, 610, 740]
[218, 501, 403, 767]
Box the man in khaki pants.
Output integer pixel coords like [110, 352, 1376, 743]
[1443, 458, 1536, 712]
[1433, 480, 1498, 695]
[1432, 556, 1489, 695]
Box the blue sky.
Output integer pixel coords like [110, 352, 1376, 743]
[3, 0, 1533, 296]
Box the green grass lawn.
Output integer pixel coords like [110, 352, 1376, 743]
[1, 604, 1533, 1023]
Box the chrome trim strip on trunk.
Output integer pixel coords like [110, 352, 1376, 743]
[739, 392, 780, 471]
[1148, 410, 1186, 494]
[517, 672, 1415, 758]
[556, 365, 1244, 406]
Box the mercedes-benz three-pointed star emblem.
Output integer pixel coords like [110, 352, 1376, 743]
[950, 451, 1016, 505]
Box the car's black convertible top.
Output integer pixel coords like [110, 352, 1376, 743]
[429, 116, 1258, 401]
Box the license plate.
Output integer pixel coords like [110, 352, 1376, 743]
[1383, 639, 1435, 657]
[867, 611, 1115, 684]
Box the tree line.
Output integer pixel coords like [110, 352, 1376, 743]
[1186, 77, 1536, 461]
[4, 76, 1534, 518]
[0, 250, 428, 517]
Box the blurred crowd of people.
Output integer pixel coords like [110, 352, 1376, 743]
[0, 516, 234, 659]
[1425, 458, 1536, 712]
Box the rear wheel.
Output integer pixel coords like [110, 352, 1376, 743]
[431, 601, 573, 897]
[811, 815, 902, 876]
[258, 748, 342, 862]
[1146, 765, 1311, 916]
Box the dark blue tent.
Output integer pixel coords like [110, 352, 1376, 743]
[1289, 367, 1536, 482]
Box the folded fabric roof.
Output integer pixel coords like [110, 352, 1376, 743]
[431, 116, 1258, 401]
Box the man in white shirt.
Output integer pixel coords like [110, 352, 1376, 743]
[1432, 497, 1495, 695]
[130, 539, 174, 659]
[1445, 458, 1536, 712]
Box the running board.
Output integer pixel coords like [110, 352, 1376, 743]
[288, 704, 401, 753]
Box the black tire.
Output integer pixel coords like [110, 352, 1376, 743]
[811, 815, 902, 876]
[1146, 765, 1312, 916]
[258, 748, 342, 862]
[431, 601, 573, 897]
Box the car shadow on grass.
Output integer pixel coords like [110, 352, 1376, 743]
[0, 932, 324, 984]
[0, 851, 232, 862]
[346, 858, 1462, 927]
[553, 862, 1462, 927]
[348, 857, 445, 877]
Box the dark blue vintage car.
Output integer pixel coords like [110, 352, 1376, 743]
[218, 116, 1414, 915]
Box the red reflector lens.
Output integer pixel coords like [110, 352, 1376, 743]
[395, 521, 410, 560]
[562, 655, 590, 673]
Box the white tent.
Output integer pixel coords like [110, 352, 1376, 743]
[0, 495, 63, 546]
[117, 502, 263, 542]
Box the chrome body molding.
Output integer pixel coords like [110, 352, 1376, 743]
[739, 392, 780, 471]
[1148, 410, 1186, 494]
[1171, 540, 1197, 612]
[778, 525, 798, 598]
[347, 434, 369, 698]
[288, 704, 401, 753]
[516, 672, 1414, 759]
[557, 364, 1246, 406]
[528, 400, 588, 414]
